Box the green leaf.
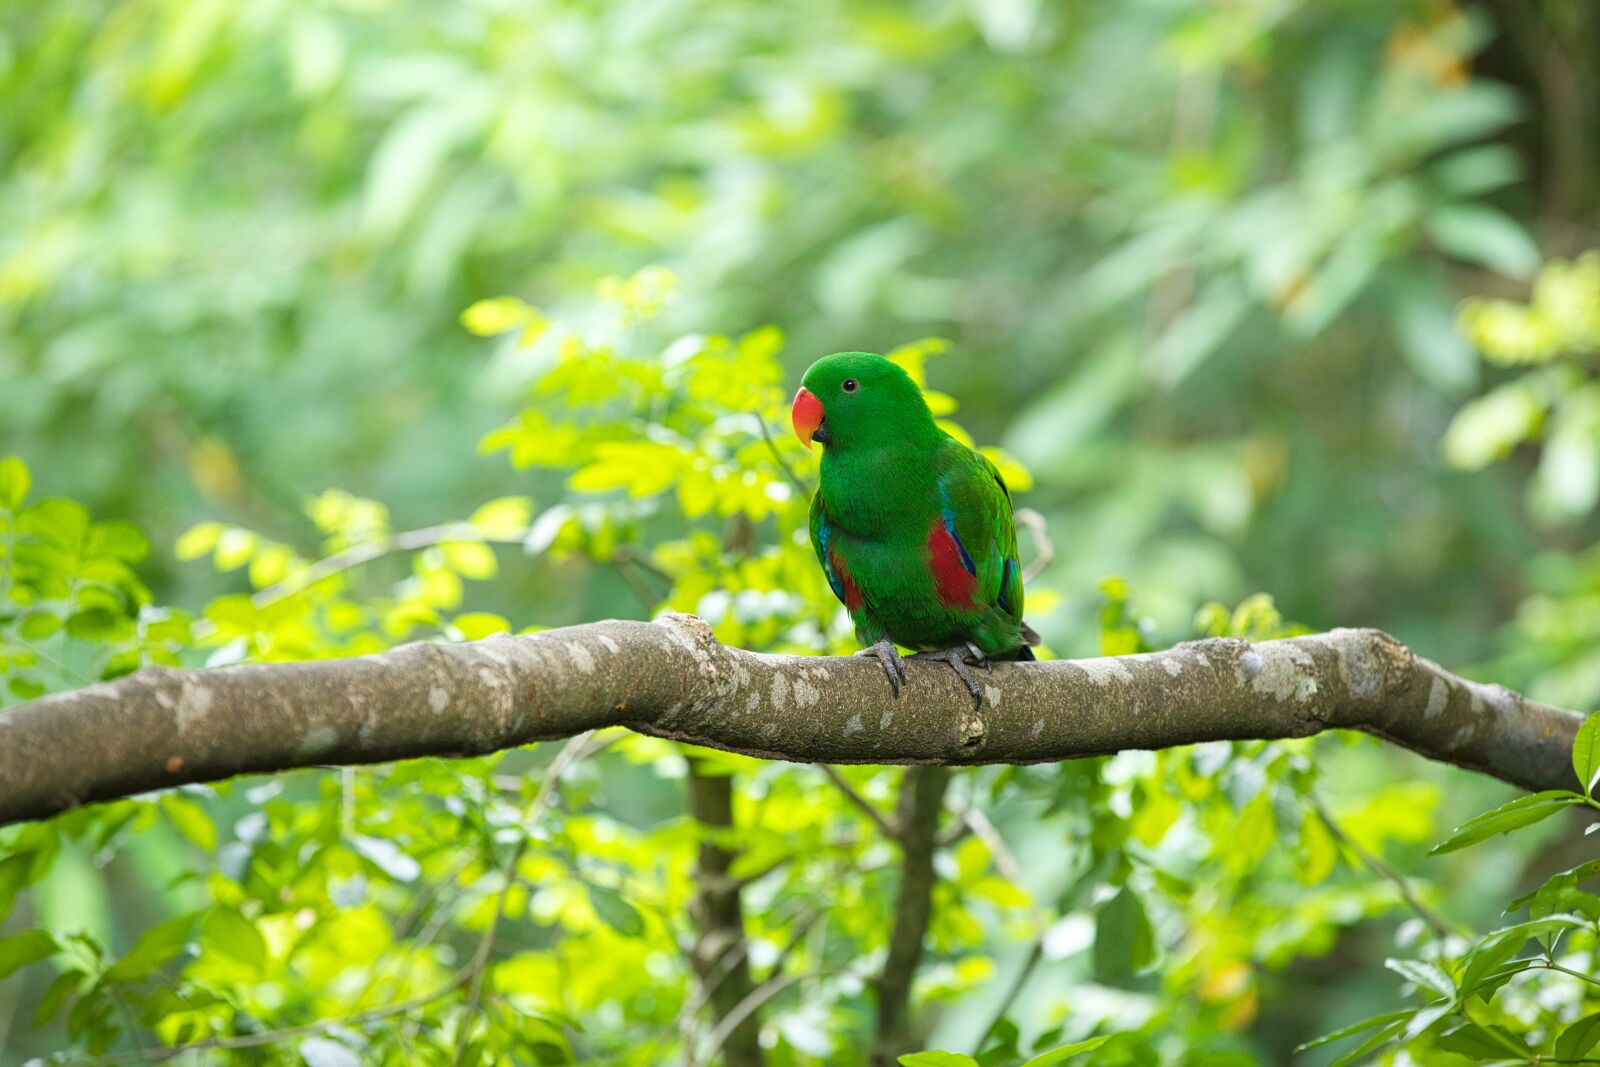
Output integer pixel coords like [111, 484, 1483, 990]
[18, 610, 62, 640]
[105, 913, 198, 983]
[586, 884, 645, 938]
[1401, 1002, 1454, 1041]
[200, 908, 267, 968]
[1424, 204, 1541, 279]
[1431, 790, 1582, 854]
[899, 1054, 979, 1067]
[1556, 1011, 1600, 1061]
[1435, 1021, 1526, 1058]
[0, 455, 30, 510]
[1506, 857, 1600, 913]
[1018, 1036, 1111, 1066]
[87, 520, 150, 563]
[1432, 145, 1523, 197]
[1295, 1010, 1414, 1053]
[1459, 914, 1589, 1000]
[469, 496, 534, 531]
[34, 968, 84, 1027]
[351, 835, 421, 883]
[0, 929, 58, 980]
[174, 522, 224, 561]
[453, 612, 512, 640]
[1442, 381, 1548, 470]
[1459, 950, 1534, 1005]
[460, 297, 534, 337]
[160, 795, 217, 851]
[1327, 1018, 1408, 1067]
[1384, 957, 1454, 1000]
[1093, 886, 1155, 983]
[1574, 712, 1600, 795]
[65, 608, 119, 640]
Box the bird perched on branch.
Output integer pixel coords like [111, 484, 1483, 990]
[791, 351, 1039, 706]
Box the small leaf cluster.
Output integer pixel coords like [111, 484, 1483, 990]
[1301, 710, 1600, 1065]
[0, 456, 189, 702]
[1445, 252, 1600, 523]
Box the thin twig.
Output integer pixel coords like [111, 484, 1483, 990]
[693, 968, 848, 1067]
[186, 522, 536, 641]
[663, 901, 819, 1066]
[974, 941, 1045, 1055]
[63, 973, 473, 1066]
[1545, 960, 1600, 990]
[254, 524, 534, 611]
[610, 559, 664, 611]
[960, 806, 1051, 1055]
[675, 902, 828, 1067]
[821, 765, 900, 839]
[450, 842, 524, 1067]
[612, 545, 674, 586]
[1014, 508, 1054, 583]
[676, 940, 753, 1063]
[451, 730, 610, 1065]
[755, 413, 810, 498]
[1307, 793, 1462, 941]
[936, 818, 973, 847]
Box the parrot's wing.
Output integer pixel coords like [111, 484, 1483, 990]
[809, 491, 857, 611]
[935, 445, 1025, 626]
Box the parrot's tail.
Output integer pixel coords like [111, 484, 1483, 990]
[1021, 622, 1042, 646]
[1015, 644, 1037, 662]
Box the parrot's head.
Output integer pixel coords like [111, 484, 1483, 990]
[791, 351, 937, 452]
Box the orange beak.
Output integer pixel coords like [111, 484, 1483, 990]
[791, 386, 824, 449]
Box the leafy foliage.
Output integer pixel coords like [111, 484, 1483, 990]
[0, 461, 188, 701]
[1300, 715, 1600, 1066]
[0, 281, 1521, 1064]
[3, 0, 1600, 1063]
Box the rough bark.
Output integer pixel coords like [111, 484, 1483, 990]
[686, 758, 765, 1067]
[0, 615, 1584, 826]
[872, 766, 950, 1066]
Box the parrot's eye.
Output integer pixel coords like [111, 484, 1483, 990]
[841, 379, 859, 393]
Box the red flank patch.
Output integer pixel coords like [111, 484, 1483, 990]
[927, 521, 977, 606]
[828, 545, 864, 611]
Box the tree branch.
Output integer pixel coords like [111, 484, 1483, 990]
[873, 765, 950, 1064]
[820, 765, 901, 839]
[0, 616, 1583, 827]
[685, 757, 765, 1067]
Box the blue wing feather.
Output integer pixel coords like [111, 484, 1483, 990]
[938, 487, 979, 579]
[815, 509, 847, 603]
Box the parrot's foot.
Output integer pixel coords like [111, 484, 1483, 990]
[909, 644, 991, 708]
[855, 638, 907, 698]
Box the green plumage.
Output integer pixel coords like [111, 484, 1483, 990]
[798, 352, 1035, 664]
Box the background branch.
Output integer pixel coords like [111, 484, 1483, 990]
[821, 765, 901, 839]
[0, 616, 1584, 827]
[872, 765, 950, 1065]
[685, 756, 765, 1067]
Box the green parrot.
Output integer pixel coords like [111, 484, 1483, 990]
[790, 351, 1039, 705]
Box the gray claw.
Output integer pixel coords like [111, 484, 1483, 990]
[909, 646, 988, 709]
[855, 638, 906, 697]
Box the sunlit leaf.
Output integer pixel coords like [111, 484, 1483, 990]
[1018, 1036, 1111, 1066]
[1431, 790, 1582, 853]
[1573, 711, 1600, 795]
[0, 929, 58, 980]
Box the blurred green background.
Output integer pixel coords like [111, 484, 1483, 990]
[2, 0, 1600, 1063]
[4, 0, 1593, 671]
